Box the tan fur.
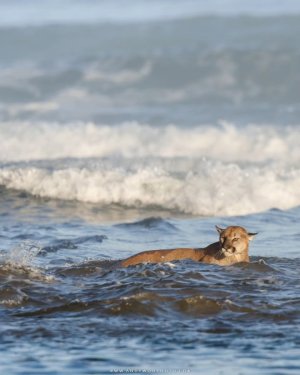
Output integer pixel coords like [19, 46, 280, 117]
[120, 225, 257, 267]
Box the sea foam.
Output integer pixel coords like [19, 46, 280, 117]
[0, 121, 299, 163]
[0, 121, 299, 216]
[0, 159, 300, 216]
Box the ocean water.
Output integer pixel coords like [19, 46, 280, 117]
[0, 1, 300, 374]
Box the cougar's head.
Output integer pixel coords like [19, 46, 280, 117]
[215, 225, 257, 257]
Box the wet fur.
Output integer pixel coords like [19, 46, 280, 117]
[120, 225, 257, 267]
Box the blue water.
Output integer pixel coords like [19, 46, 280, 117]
[0, 1, 300, 374]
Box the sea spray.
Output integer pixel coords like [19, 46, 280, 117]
[0, 241, 54, 281]
[1, 159, 300, 216]
[0, 121, 299, 163]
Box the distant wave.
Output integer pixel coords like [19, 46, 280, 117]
[2, 0, 300, 27]
[1, 16, 300, 125]
[1, 121, 300, 163]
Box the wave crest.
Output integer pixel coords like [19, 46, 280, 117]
[0, 121, 300, 164]
[1, 159, 300, 216]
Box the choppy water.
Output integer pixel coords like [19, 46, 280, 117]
[1, 1, 300, 374]
[1, 193, 300, 374]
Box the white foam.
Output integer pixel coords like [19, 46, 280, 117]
[1, 121, 300, 216]
[0, 242, 55, 282]
[1, 159, 300, 216]
[3, 241, 42, 267]
[0, 121, 300, 164]
[85, 61, 152, 84]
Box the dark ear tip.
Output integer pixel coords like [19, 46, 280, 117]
[215, 225, 224, 233]
[248, 232, 258, 240]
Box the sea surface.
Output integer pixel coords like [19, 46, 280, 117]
[0, 1, 300, 374]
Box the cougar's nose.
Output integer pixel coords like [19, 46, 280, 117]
[221, 239, 229, 250]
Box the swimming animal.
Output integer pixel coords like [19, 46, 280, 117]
[120, 225, 257, 267]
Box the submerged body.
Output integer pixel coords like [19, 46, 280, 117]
[121, 226, 257, 267]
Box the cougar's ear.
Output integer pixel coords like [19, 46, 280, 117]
[247, 232, 258, 241]
[215, 225, 225, 234]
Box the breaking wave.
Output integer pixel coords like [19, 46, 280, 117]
[1, 121, 299, 216]
[1, 121, 300, 163]
[1, 159, 300, 217]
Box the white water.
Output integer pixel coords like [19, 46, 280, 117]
[1, 120, 300, 216]
[1, 121, 299, 163]
[1, 160, 300, 216]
